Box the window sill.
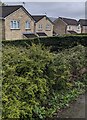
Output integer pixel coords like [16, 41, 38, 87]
[38, 29, 43, 31]
[25, 28, 31, 30]
[45, 29, 51, 31]
[10, 28, 20, 30]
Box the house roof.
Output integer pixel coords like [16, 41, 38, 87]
[32, 15, 46, 22]
[68, 31, 77, 34]
[36, 32, 47, 36]
[32, 15, 54, 24]
[23, 33, 37, 38]
[0, 5, 34, 20]
[59, 17, 78, 25]
[49, 17, 57, 22]
[78, 19, 87, 26]
[0, 5, 22, 18]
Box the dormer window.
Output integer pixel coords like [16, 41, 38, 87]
[25, 21, 30, 29]
[10, 20, 20, 29]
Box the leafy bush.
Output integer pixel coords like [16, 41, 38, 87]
[2, 35, 87, 51]
[2, 44, 86, 119]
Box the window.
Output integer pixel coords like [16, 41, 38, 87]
[77, 26, 80, 29]
[38, 24, 42, 30]
[69, 26, 71, 29]
[25, 21, 30, 29]
[10, 20, 20, 29]
[46, 24, 51, 30]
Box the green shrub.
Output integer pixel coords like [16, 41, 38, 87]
[2, 35, 87, 51]
[2, 44, 87, 119]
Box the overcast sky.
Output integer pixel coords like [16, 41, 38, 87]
[2, 2, 86, 20]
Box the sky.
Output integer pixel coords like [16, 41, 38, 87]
[1, 0, 86, 20]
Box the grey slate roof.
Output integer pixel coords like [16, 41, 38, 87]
[68, 31, 77, 34]
[78, 19, 87, 26]
[0, 5, 22, 18]
[23, 33, 37, 38]
[59, 17, 78, 25]
[0, 5, 34, 20]
[36, 32, 47, 36]
[32, 15, 46, 22]
[32, 15, 54, 24]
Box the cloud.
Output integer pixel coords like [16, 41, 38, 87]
[25, 2, 85, 19]
[4, 2, 85, 19]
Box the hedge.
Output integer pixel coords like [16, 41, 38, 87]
[2, 35, 87, 51]
[2, 44, 87, 119]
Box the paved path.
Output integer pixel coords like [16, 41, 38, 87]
[55, 93, 86, 118]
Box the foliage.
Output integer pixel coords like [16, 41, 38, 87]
[2, 35, 87, 52]
[2, 44, 87, 119]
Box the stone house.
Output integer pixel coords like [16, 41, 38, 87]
[0, 5, 54, 40]
[0, 17, 5, 40]
[53, 17, 81, 35]
[32, 15, 54, 37]
[78, 19, 87, 33]
[0, 5, 36, 40]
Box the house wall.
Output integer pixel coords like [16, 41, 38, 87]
[35, 17, 53, 36]
[0, 19, 2, 40]
[5, 8, 35, 40]
[53, 18, 67, 35]
[53, 18, 82, 35]
[82, 26, 87, 33]
[0, 19, 5, 40]
[67, 25, 81, 33]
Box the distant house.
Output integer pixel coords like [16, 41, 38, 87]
[32, 15, 54, 37]
[0, 17, 5, 40]
[0, 5, 35, 40]
[53, 17, 81, 35]
[78, 19, 87, 33]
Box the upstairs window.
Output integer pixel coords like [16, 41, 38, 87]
[38, 24, 42, 30]
[69, 26, 71, 29]
[77, 25, 81, 29]
[10, 20, 20, 29]
[46, 24, 51, 30]
[25, 21, 30, 29]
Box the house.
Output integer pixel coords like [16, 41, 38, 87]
[53, 17, 81, 35]
[78, 19, 87, 33]
[32, 15, 54, 37]
[0, 5, 35, 40]
[0, 17, 5, 40]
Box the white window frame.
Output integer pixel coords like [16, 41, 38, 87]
[69, 26, 71, 29]
[10, 20, 20, 29]
[38, 24, 42, 30]
[46, 24, 51, 30]
[25, 21, 30, 29]
[77, 25, 81, 29]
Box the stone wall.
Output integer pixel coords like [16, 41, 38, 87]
[53, 18, 67, 35]
[5, 8, 35, 40]
[35, 17, 53, 36]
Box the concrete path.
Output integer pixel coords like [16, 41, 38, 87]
[56, 93, 86, 118]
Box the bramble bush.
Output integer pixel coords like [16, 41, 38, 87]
[2, 44, 86, 119]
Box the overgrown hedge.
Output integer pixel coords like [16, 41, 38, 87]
[2, 44, 87, 119]
[2, 35, 87, 51]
